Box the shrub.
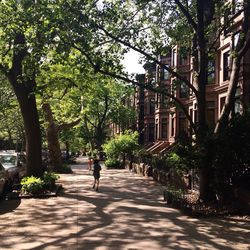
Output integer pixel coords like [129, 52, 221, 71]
[43, 171, 59, 190]
[105, 159, 122, 169]
[103, 130, 140, 160]
[214, 111, 250, 193]
[136, 149, 152, 164]
[166, 153, 185, 170]
[21, 176, 45, 195]
[21, 172, 60, 194]
[151, 155, 169, 171]
[163, 186, 185, 205]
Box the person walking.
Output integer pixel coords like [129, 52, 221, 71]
[88, 157, 93, 171]
[92, 159, 102, 191]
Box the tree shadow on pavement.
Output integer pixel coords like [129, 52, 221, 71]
[0, 198, 21, 215]
[0, 169, 249, 250]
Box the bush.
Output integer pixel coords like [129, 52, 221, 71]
[21, 176, 45, 195]
[214, 111, 250, 193]
[166, 152, 187, 171]
[105, 159, 122, 169]
[151, 155, 168, 171]
[136, 149, 152, 164]
[43, 171, 59, 190]
[103, 130, 139, 159]
[21, 172, 60, 195]
[163, 186, 185, 205]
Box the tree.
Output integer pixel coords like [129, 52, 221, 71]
[37, 61, 83, 169]
[81, 76, 136, 150]
[0, 1, 62, 176]
[59, 0, 250, 201]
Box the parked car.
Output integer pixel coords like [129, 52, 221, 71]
[0, 151, 26, 186]
[0, 163, 8, 197]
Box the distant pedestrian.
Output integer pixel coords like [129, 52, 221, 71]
[88, 157, 93, 171]
[92, 159, 102, 191]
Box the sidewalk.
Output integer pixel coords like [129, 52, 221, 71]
[0, 158, 249, 250]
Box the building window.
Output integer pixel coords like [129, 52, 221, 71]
[161, 65, 170, 80]
[194, 104, 198, 124]
[180, 82, 189, 98]
[178, 111, 186, 135]
[172, 49, 177, 67]
[171, 115, 175, 137]
[149, 98, 155, 114]
[155, 119, 159, 140]
[160, 94, 168, 108]
[224, 7, 231, 35]
[223, 51, 230, 81]
[148, 123, 155, 142]
[233, 32, 240, 49]
[161, 119, 168, 139]
[189, 108, 193, 135]
[179, 48, 188, 65]
[155, 94, 159, 109]
[155, 125, 158, 140]
[155, 65, 160, 83]
[208, 60, 215, 84]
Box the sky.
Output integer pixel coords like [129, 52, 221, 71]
[122, 50, 145, 74]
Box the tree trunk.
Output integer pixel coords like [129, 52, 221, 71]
[42, 102, 81, 169]
[95, 124, 105, 150]
[2, 33, 43, 177]
[42, 103, 62, 170]
[196, 0, 215, 202]
[11, 80, 43, 177]
[199, 167, 215, 202]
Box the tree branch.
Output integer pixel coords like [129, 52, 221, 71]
[174, 0, 197, 31]
[75, 46, 196, 132]
[208, 8, 245, 53]
[11, 33, 28, 79]
[85, 115, 97, 129]
[95, 25, 198, 95]
[58, 118, 81, 132]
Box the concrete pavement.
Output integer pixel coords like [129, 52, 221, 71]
[0, 157, 249, 250]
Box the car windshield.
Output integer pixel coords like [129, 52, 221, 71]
[0, 155, 17, 169]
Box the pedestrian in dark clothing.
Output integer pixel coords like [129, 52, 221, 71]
[92, 159, 101, 191]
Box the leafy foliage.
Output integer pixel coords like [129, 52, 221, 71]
[21, 176, 45, 195]
[43, 171, 59, 186]
[103, 130, 139, 160]
[105, 159, 122, 169]
[21, 172, 60, 195]
[214, 112, 250, 191]
[0, 73, 24, 150]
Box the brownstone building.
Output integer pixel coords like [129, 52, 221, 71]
[134, 2, 250, 153]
